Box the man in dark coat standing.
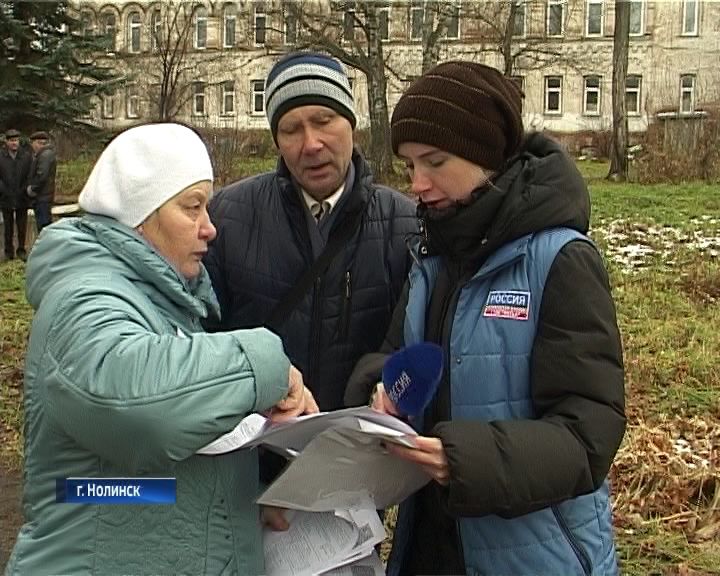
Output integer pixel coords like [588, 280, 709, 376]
[0, 129, 32, 261]
[27, 131, 57, 234]
[204, 52, 417, 411]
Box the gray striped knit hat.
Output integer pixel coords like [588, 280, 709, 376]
[265, 52, 356, 140]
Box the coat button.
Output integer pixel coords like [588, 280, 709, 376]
[455, 357, 462, 364]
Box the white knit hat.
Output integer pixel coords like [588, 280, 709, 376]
[79, 123, 214, 228]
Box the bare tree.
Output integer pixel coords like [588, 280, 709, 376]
[420, 1, 456, 72]
[279, 1, 394, 178]
[144, 1, 198, 121]
[608, 0, 630, 181]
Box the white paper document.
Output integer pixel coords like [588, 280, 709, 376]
[197, 406, 417, 455]
[263, 508, 385, 576]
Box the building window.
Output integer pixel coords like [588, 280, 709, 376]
[224, 5, 236, 47]
[583, 75, 601, 115]
[343, 6, 356, 41]
[195, 7, 207, 49]
[629, 0, 644, 36]
[410, 1, 424, 40]
[80, 11, 94, 37]
[102, 93, 115, 119]
[151, 9, 161, 52]
[547, 0, 565, 36]
[102, 13, 116, 52]
[511, 75, 524, 111]
[544, 76, 562, 114]
[127, 12, 141, 53]
[221, 81, 235, 115]
[512, 1, 526, 38]
[126, 86, 140, 118]
[193, 83, 206, 116]
[682, 0, 698, 36]
[254, 2, 266, 45]
[585, 0, 603, 36]
[251, 80, 265, 115]
[284, 3, 298, 44]
[625, 75, 641, 115]
[445, 3, 460, 39]
[378, 6, 389, 41]
[680, 74, 695, 114]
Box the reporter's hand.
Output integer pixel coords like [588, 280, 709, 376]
[385, 435, 450, 485]
[261, 505, 289, 531]
[370, 383, 400, 416]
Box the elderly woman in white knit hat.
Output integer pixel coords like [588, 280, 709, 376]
[7, 122, 317, 576]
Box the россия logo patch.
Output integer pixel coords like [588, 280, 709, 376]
[483, 290, 531, 320]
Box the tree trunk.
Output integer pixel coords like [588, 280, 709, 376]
[609, 0, 630, 181]
[364, 6, 393, 178]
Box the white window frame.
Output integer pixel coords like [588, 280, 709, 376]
[625, 75, 641, 116]
[680, 74, 695, 114]
[195, 8, 207, 49]
[410, 1, 424, 40]
[544, 76, 563, 114]
[343, 7, 356, 42]
[681, 0, 698, 36]
[102, 13, 116, 52]
[193, 83, 206, 116]
[221, 81, 235, 115]
[224, 6, 236, 48]
[512, 1, 526, 38]
[251, 80, 265, 115]
[126, 86, 139, 118]
[444, 2, 460, 40]
[151, 9, 161, 52]
[629, 0, 645, 36]
[585, 0, 603, 37]
[378, 6, 390, 41]
[80, 11, 94, 37]
[254, 2, 266, 46]
[127, 12, 141, 53]
[583, 75, 601, 116]
[283, 4, 297, 45]
[102, 93, 115, 119]
[547, 0, 566, 37]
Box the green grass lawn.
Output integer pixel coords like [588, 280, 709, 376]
[1, 161, 718, 574]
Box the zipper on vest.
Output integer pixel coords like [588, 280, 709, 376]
[339, 270, 352, 341]
[552, 505, 592, 576]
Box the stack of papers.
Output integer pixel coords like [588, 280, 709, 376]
[263, 508, 385, 576]
[198, 407, 431, 575]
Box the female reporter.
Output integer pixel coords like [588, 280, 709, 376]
[349, 62, 625, 575]
[6, 123, 316, 575]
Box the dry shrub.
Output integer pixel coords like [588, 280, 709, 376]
[611, 415, 720, 542]
[634, 105, 720, 184]
[199, 128, 275, 186]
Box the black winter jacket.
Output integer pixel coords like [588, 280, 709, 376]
[28, 145, 57, 203]
[0, 146, 32, 210]
[204, 151, 417, 410]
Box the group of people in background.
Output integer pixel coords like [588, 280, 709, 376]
[0, 129, 56, 261]
[6, 51, 625, 576]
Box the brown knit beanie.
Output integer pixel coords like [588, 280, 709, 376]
[391, 61, 524, 171]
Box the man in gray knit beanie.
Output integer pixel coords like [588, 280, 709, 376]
[204, 51, 417, 439]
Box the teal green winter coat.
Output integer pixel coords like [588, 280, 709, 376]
[5, 216, 290, 576]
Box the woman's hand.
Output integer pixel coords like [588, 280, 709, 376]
[269, 365, 319, 422]
[385, 436, 450, 486]
[261, 505, 289, 531]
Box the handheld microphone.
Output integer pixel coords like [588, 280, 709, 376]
[382, 342, 444, 418]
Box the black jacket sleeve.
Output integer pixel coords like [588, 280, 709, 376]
[433, 240, 626, 518]
[343, 279, 410, 406]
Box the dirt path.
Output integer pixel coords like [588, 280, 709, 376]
[0, 465, 22, 569]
